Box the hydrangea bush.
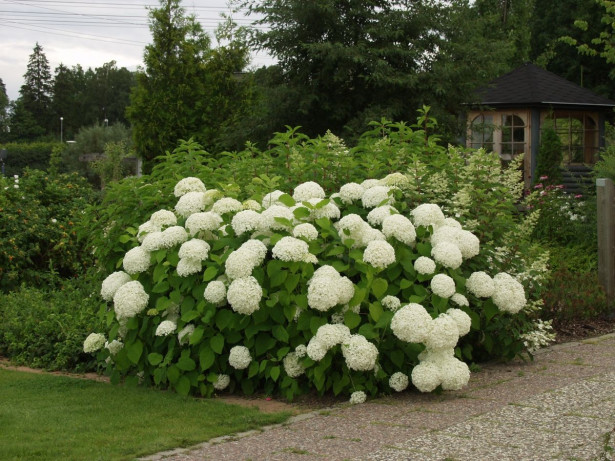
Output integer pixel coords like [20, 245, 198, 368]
[86, 173, 541, 401]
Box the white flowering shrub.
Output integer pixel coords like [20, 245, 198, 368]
[85, 170, 543, 402]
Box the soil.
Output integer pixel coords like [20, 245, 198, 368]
[1, 315, 614, 415]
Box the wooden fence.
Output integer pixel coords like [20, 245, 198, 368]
[597, 177, 615, 305]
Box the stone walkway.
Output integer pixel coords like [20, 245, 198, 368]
[142, 334, 615, 461]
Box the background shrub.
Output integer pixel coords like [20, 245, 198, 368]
[0, 142, 59, 177]
[0, 274, 105, 371]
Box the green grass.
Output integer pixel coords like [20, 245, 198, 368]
[0, 369, 291, 461]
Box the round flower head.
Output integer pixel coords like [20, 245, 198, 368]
[411, 203, 445, 228]
[176, 258, 202, 277]
[231, 210, 263, 236]
[380, 172, 410, 188]
[414, 256, 436, 275]
[293, 181, 325, 202]
[113, 280, 149, 320]
[293, 223, 319, 241]
[212, 197, 243, 215]
[431, 226, 480, 260]
[159, 226, 188, 249]
[178, 324, 195, 345]
[349, 390, 367, 405]
[155, 320, 177, 336]
[203, 189, 221, 206]
[105, 339, 123, 355]
[204, 280, 227, 304]
[411, 361, 441, 392]
[492, 272, 526, 314]
[382, 214, 416, 246]
[185, 212, 223, 235]
[451, 293, 469, 307]
[341, 334, 379, 371]
[307, 276, 341, 311]
[137, 221, 161, 242]
[381, 295, 401, 312]
[466, 271, 495, 298]
[306, 337, 328, 361]
[338, 182, 365, 204]
[363, 240, 396, 269]
[101, 271, 132, 302]
[315, 323, 352, 349]
[361, 185, 393, 208]
[228, 346, 251, 370]
[431, 242, 463, 269]
[174, 177, 206, 197]
[439, 355, 471, 390]
[361, 178, 380, 189]
[389, 372, 409, 392]
[213, 374, 231, 390]
[178, 239, 210, 261]
[226, 276, 263, 315]
[175, 191, 206, 217]
[391, 303, 433, 343]
[242, 199, 261, 211]
[141, 231, 165, 252]
[122, 246, 151, 274]
[83, 333, 106, 353]
[446, 308, 472, 336]
[367, 205, 397, 226]
[283, 352, 305, 378]
[430, 273, 456, 298]
[295, 344, 307, 358]
[224, 249, 256, 280]
[307, 198, 341, 220]
[240, 239, 268, 264]
[260, 205, 294, 231]
[262, 190, 285, 209]
[424, 314, 460, 350]
[149, 209, 177, 227]
[272, 236, 312, 262]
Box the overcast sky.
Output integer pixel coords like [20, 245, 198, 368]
[0, 0, 272, 100]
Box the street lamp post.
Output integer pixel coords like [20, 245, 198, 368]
[60, 117, 64, 143]
[104, 118, 108, 128]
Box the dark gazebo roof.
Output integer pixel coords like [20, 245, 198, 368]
[475, 62, 615, 109]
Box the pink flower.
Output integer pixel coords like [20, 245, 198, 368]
[534, 183, 543, 189]
[540, 175, 548, 180]
[575, 194, 583, 199]
[556, 185, 565, 189]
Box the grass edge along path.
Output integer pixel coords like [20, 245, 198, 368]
[0, 368, 291, 461]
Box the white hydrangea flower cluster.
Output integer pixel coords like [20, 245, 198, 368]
[338, 182, 365, 204]
[410, 203, 445, 228]
[213, 374, 231, 390]
[226, 276, 263, 315]
[262, 190, 285, 209]
[123, 246, 151, 274]
[363, 240, 396, 269]
[412, 348, 470, 392]
[174, 177, 206, 197]
[185, 212, 223, 236]
[381, 295, 401, 312]
[366, 205, 397, 226]
[431, 241, 463, 269]
[101, 271, 132, 301]
[156, 320, 177, 337]
[349, 390, 367, 404]
[431, 225, 480, 260]
[293, 223, 318, 241]
[177, 238, 210, 277]
[492, 272, 526, 314]
[272, 236, 314, 263]
[150, 209, 177, 228]
[231, 210, 263, 236]
[283, 352, 305, 378]
[137, 221, 161, 243]
[212, 197, 243, 215]
[382, 214, 416, 246]
[204, 280, 227, 304]
[225, 239, 268, 280]
[228, 345, 252, 370]
[335, 214, 381, 248]
[260, 205, 295, 231]
[430, 273, 456, 298]
[307, 266, 354, 312]
[293, 181, 326, 202]
[414, 256, 436, 275]
[175, 191, 207, 217]
[466, 271, 495, 298]
[380, 172, 410, 188]
[105, 339, 123, 355]
[83, 333, 106, 353]
[361, 185, 393, 208]
[389, 372, 409, 392]
[141, 231, 164, 252]
[113, 280, 149, 320]
[161, 226, 188, 249]
[341, 334, 379, 371]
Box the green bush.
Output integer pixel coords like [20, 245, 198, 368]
[0, 275, 105, 371]
[0, 168, 97, 292]
[0, 141, 60, 177]
[534, 121, 563, 185]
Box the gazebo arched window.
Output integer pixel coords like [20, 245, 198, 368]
[500, 115, 526, 161]
[469, 114, 494, 151]
[550, 112, 599, 164]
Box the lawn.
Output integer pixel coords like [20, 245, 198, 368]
[0, 369, 291, 461]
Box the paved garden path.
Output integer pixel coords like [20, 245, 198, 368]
[142, 334, 615, 461]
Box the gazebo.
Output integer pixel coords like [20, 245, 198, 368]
[466, 62, 615, 185]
